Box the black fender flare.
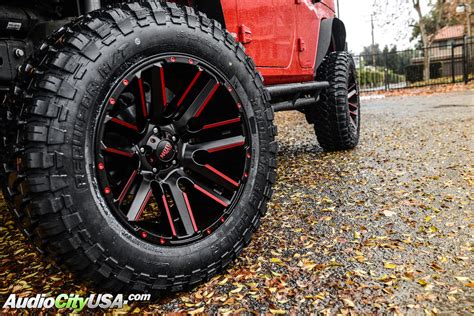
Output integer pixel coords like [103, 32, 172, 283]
[315, 18, 347, 71]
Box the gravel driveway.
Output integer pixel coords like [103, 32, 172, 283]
[1, 91, 473, 314]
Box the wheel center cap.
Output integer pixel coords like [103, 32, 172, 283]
[156, 140, 176, 163]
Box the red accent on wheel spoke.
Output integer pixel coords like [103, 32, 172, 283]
[193, 184, 229, 207]
[202, 117, 241, 130]
[349, 110, 358, 117]
[118, 170, 138, 203]
[138, 77, 148, 118]
[182, 192, 198, 232]
[177, 71, 202, 107]
[207, 140, 245, 153]
[162, 195, 177, 236]
[110, 117, 139, 132]
[205, 164, 239, 187]
[160, 67, 167, 107]
[194, 83, 220, 118]
[349, 102, 358, 109]
[104, 147, 134, 158]
[135, 189, 153, 221]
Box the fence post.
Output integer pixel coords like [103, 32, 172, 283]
[384, 52, 389, 91]
[463, 36, 468, 84]
[451, 44, 456, 84]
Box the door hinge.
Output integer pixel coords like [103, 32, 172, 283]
[238, 25, 252, 44]
[298, 38, 306, 52]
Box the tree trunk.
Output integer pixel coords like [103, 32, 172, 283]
[413, 0, 430, 81]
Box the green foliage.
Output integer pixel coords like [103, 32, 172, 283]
[411, 0, 462, 46]
[357, 67, 406, 87]
[360, 45, 412, 75]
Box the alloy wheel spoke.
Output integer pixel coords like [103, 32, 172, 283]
[102, 145, 135, 158]
[175, 79, 220, 131]
[167, 171, 198, 235]
[192, 181, 230, 208]
[108, 116, 139, 132]
[177, 70, 202, 108]
[192, 135, 245, 154]
[126, 177, 153, 221]
[348, 84, 358, 99]
[150, 65, 167, 120]
[202, 117, 241, 131]
[161, 195, 177, 237]
[136, 75, 149, 120]
[117, 170, 138, 204]
[183, 160, 239, 191]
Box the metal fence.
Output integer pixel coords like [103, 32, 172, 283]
[354, 36, 474, 93]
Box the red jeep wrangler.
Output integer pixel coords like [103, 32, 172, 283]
[0, 0, 360, 292]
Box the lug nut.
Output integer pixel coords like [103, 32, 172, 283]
[171, 136, 177, 142]
[153, 127, 159, 134]
[140, 147, 145, 153]
[172, 160, 177, 165]
[152, 168, 158, 173]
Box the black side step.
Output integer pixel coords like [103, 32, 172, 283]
[265, 81, 329, 112]
[272, 97, 317, 112]
[266, 81, 329, 99]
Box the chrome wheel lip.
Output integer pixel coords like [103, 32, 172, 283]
[92, 53, 252, 246]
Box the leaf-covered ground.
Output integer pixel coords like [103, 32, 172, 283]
[1, 90, 473, 314]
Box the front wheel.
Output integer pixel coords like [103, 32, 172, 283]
[308, 51, 361, 151]
[2, 2, 277, 293]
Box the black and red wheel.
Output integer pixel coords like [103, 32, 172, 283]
[308, 51, 361, 151]
[1, 2, 277, 293]
[96, 55, 251, 245]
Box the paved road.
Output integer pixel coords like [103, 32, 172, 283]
[1, 91, 473, 314]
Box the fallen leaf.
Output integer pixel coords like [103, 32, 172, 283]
[383, 210, 396, 217]
[269, 309, 287, 315]
[384, 262, 397, 269]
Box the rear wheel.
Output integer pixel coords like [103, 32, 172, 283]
[2, 2, 277, 293]
[308, 51, 360, 151]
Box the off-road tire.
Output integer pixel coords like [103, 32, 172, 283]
[308, 51, 360, 151]
[0, 1, 277, 293]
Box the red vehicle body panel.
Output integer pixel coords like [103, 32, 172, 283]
[220, 0, 335, 85]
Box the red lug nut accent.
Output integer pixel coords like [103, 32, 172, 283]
[237, 103, 242, 109]
[227, 86, 233, 92]
[160, 238, 166, 244]
[170, 57, 176, 62]
[220, 217, 225, 223]
[206, 229, 212, 235]
[188, 58, 194, 64]
[244, 172, 248, 178]
[141, 231, 148, 238]
[109, 98, 116, 105]
[104, 187, 111, 194]
[98, 162, 105, 170]
[246, 153, 251, 159]
[122, 79, 129, 86]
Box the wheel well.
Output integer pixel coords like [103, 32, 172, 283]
[315, 18, 347, 71]
[193, 0, 226, 28]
